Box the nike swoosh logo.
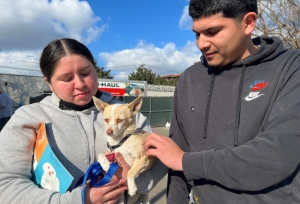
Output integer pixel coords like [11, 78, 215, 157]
[244, 92, 264, 101]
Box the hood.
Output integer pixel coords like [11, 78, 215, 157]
[200, 36, 287, 145]
[201, 36, 288, 69]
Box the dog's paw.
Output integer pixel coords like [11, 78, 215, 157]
[98, 154, 111, 171]
[127, 178, 137, 196]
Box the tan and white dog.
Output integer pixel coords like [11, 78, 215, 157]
[93, 96, 156, 204]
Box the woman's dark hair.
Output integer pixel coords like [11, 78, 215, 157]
[189, 0, 257, 21]
[40, 38, 95, 82]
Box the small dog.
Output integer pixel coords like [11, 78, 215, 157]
[93, 96, 156, 204]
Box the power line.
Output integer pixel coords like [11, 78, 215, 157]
[0, 65, 41, 72]
[0, 56, 39, 64]
[101, 64, 180, 73]
[100, 64, 141, 68]
[146, 64, 179, 73]
[0, 56, 180, 74]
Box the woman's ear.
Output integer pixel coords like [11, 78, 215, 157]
[243, 12, 257, 36]
[44, 77, 53, 91]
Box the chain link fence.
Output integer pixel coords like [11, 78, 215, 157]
[29, 94, 173, 127]
[123, 96, 173, 127]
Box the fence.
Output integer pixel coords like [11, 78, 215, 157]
[29, 94, 173, 127]
[123, 96, 173, 127]
[29, 91, 52, 104]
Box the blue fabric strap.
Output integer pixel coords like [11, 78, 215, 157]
[80, 162, 119, 204]
[92, 162, 119, 187]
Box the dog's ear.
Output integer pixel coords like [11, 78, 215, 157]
[93, 96, 109, 113]
[128, 96, 143, 115]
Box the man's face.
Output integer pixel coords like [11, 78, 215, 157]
[193, 13, 249, 67]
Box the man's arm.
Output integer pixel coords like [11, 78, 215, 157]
[182, 58, 300, 191]
[147, 55, 300, 193]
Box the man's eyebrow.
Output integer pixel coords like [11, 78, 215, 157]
[193, 26, 221, 33]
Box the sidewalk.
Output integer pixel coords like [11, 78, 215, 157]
[148, 127, 169, 204]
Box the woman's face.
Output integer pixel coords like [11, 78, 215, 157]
[46, 54, 98, 105]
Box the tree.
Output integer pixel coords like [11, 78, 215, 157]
[256, 0, 300, 49]
[129, 64, 179, 86]
[94, 60, 113, 79]
[154, 75, 178, 86]
[96, 67, 113, 79]
[128, 64, 157, 84]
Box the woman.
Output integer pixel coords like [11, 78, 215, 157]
[0, 38, 166, 204]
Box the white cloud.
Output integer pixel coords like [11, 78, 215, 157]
[179, 5, 192, 30]
[0, 51, 42, 76]
[115, 71, 130, 80]
[0, 0, 106, 75]
[0, 1, 200, 79]
[99, 40, 201, 79]
[0, 0, 106, 51]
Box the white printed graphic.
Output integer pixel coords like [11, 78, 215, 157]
[41, 162, 60, 192]
[244, 92, 264, 101]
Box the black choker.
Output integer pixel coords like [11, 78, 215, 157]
[59, 90, 102, 111]
[107, 134, 132, 152]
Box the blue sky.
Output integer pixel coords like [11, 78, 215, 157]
[0, 0, 200, 79]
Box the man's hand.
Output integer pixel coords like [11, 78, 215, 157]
[145, 132, 184, 171]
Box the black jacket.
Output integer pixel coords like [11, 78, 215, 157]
[167, 36, 300, 204]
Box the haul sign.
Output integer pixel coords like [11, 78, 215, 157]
[98, 80, 146, 97]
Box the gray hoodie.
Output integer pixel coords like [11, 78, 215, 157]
[167, 36, 300, 203]
[0, 91, 167, 204]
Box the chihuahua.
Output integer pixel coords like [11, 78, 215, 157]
[93, 96, 156, 204]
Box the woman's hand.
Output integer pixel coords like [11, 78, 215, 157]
[85, 151, 129, 203]
[84, 178, 128, 204]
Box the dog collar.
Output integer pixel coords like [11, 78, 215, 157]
[107, 133, 132, 152]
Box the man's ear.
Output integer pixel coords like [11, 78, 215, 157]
[243, 12, 257, 36]
[44, 77, 53, 91]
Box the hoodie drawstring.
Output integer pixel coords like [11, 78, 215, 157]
[203, 73, 215, 138]
[234, 64, 246, 146]
[90, 110, 95, 164]
[74, 110, 96, 164]
[203, 64, 246, 146]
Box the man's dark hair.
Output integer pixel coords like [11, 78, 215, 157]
[189, 0, 257, 21]
[40, 38, 95, 83]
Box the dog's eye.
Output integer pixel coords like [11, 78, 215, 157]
[104, 119, 109, 123]
[116, 119, 123, 123]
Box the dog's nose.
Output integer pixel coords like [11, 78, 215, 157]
[106, 129, 113, 135]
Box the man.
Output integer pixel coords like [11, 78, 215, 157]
[0, 89, 13, 131]
[145, 0, 300, 203]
